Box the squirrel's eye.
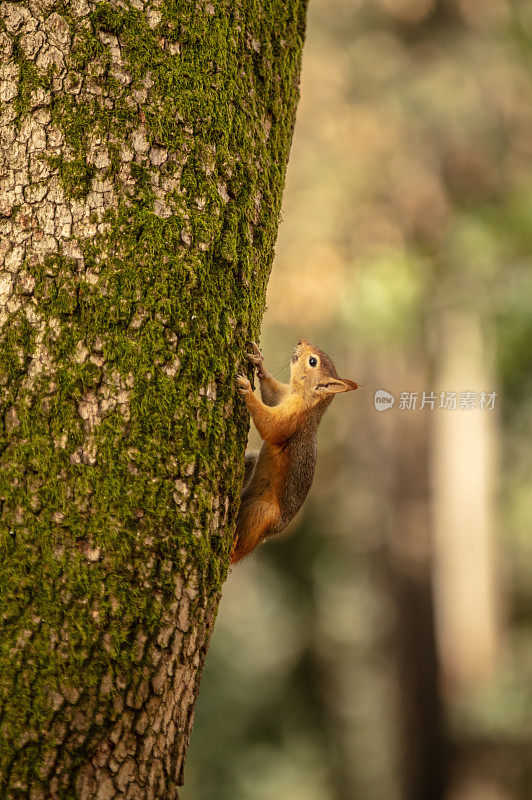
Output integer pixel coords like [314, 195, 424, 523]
[309, 356, 318, 367]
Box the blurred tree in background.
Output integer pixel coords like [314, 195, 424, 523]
[184, 1, 532, 799]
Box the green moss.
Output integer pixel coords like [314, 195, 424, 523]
[90, 1, 124, 34]
[48, 155, 97, 199]
[1, 0, 308, 792]
[11, 38, 52, 122]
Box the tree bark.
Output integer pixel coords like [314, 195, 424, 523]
[0, 1, 308, 797]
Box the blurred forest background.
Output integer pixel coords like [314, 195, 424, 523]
[184, 0, 532, 798]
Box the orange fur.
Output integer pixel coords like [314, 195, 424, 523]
[246, 342, 289, 407]
[231, 492, 281, 563]
[241, 389, 304, 445]
[257, 373, 289, 406]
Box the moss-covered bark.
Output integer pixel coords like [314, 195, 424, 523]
[0, 1, 307, 796]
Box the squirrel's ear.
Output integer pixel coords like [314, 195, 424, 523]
[317, 378, 358, 394]
[341, 379, 358, 391]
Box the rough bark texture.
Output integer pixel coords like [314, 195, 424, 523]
[0, 1, 307, 797]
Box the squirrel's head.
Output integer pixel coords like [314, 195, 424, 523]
[290, 339, 358, 405]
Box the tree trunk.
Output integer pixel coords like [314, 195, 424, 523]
[0, 1, 308, 797]
[386, 363, 449, 800]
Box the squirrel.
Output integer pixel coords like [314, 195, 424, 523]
[231, 339, 358, 564]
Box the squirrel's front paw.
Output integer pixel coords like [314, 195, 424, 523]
[246, 342, 266, 378]
[236, 374, 252, 396]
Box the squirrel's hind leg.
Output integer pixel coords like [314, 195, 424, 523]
[228, 451, 261, 564]
[231, 495, 280, 563]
